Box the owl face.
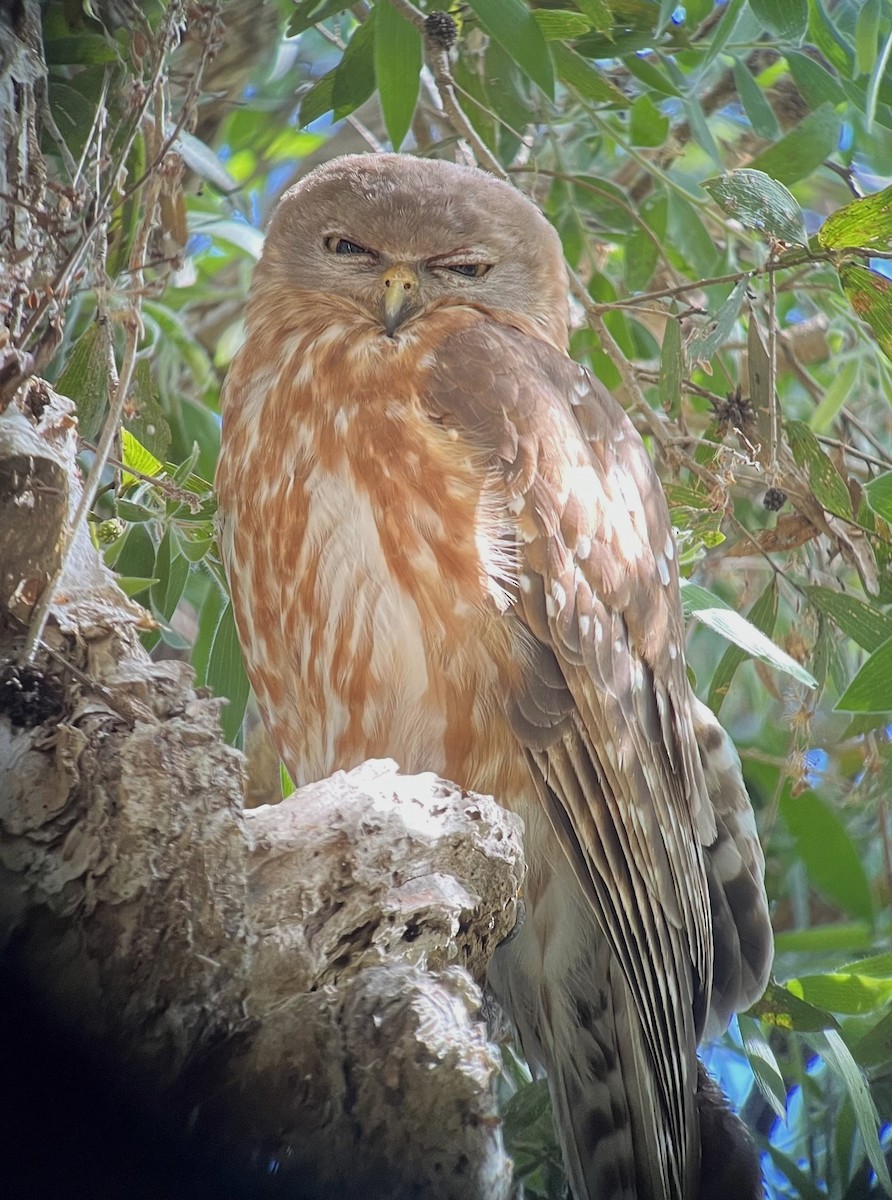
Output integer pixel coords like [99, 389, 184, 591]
[253, 153, 570, 347]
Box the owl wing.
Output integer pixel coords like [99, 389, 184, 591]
[424, 316, 771, 1195]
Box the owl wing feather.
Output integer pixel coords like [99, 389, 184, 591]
[424, 316, 771, 1197]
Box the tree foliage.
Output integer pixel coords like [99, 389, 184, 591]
[5, 0, 892, 1195]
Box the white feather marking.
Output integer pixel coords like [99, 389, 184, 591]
[576, 534, 592, 560]
[518, 573, 533, 594]
[664, 533, 675, 561]
[333, 406, 351, 436]
[656, 553, 671, 586]
[506, 495, 524, 516]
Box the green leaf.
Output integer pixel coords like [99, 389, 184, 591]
[700, 0, 747, 69]
[731, 57, 780, 140]
[854, 1007, 892, 1070]
[188, 213, 264, 260]
[683, 96, 723, 167]
[629, 94, 669, 147]
[774, 923, 874, 956]
[112, 523, 156, 582]
[836, 635, 892, 713]
[288, 0, 350, 35]
[125, 361, 171, 461]
[44, 35, 120, 64]
[704, 579, 776, 712]
[374, 1, 422, 150]
[703, 169, 807, 247]
[686, 278, 749, 368]
[280, 763, 296, 800]
[172, 130, 238, 193]
[864, 470, 892, 523]
[56, 320, 110, 442]
[786, 969, 892, 1015]
[575, 0, 612, 32]
[785, 50, 847, 109]
[207, 601, 250, 744]
[551, 43, 625, 103]
[839, 263, 892, 362]
[680, 579, 817, 698]
[621, 52, 682, 98]
[747, 103, 842, 187]
[819, 184, 892, 251]
[808, 357, 858, 432]
[787, 419, 853, 518]
[750, 979, 840, 1033]
[666, 192, 719, 277]
[466, 0, 554, 98]
[121, 428, 164, 488]
[804, 585, 892, 653]
[533, 9, 591, 39]
[748, 0, 807, 41]
[779, 788, 875, 923]
[758, 1141, 828, 1200]
[114, 575, 160, 598]
[808, 1029, 892, 1194]
[151, 528, 189, 622]
[300, 16, 377, 127]
[855, 0, 882, 76]
[737, 1014, 787, 1120]
[659, 318, 682, 418]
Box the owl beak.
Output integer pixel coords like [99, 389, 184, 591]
[381, 265, 419, 336]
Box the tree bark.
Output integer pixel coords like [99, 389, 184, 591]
[0, 385, 524, 1199]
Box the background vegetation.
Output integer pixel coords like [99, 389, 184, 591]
[8, 0, 892, 1194]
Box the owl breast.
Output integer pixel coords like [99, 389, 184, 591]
[217, 335, 527, 799]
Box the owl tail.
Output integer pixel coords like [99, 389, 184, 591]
[489, 864, 761, 1200]
[489, 870, 689, 1200]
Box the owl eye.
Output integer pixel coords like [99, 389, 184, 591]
[443, 262, 490, 278]
[325, 236, 374, 256]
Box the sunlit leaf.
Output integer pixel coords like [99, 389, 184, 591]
[629, 94, 669, 147]
[780, 788, 875, 923]
[786, 969, 892, 1015]
[820, 184, 892, 251]
[703, 579, 776, 712]
[703, 169, 807, 246]
[855, 0, 882, 76]
[533, 10, 592, 39]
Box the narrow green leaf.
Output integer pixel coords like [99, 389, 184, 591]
[820, 184, 892, 251]
[552, 43, 625, 104]
[114, 576, 160, 598]
[151, 528, 189, 622]
[700, 0, 747, 69]
[732, 57, 781, 141]
[866, 29, 892, 132]
[749, 0, 807, 41]
[804, 585, 892, 653]
[808, 357, 858, 432]
[112, 523, 156, 582]
[280, 763, 296, 800]
[703, 580, 777, 712]
[622, 52, 682, 98]
[864, 471, 892, 523]
[854, 1007, 892, 1070]
[667, 192, 720, 277]
[774, 923, 874, 956]
[172, 130, 238, 193]
[703, 169, 807, 246]
[737, 1014, 787, 1119]
[747, 103, 841, 187]
[780, 788, 875, 923]
[839, 263, 892, 362]
[683, 96, 723, 167]
[758, 1140, 828, 1200]
[836, 635, 892, 713]
[375, 1, 421, 150]
[207, 601, 250, 744]
[808, 1030, 892, 1194]
[855, 0, 882, 76]
[466, 0, 554, 98]
[659, 318, 682, 418]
